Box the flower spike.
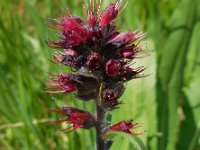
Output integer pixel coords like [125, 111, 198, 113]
[46, 0, 147, 149]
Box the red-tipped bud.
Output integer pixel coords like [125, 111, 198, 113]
[87, 12, 96, 30]
[61, 16, 85, 31]
[49, 16, 91, 47]
[99, 3, 118, 29]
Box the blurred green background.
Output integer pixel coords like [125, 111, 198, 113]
[0, 0, 200, 149]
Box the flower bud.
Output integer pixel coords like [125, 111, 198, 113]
[105, 59, 121, 77]
[86, 52, 101, 70]
[99, 3, 118, 29]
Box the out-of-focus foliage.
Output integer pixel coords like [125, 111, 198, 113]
[0, 0, 200, 149]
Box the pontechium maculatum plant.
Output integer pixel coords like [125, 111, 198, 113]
[46, 0, 147, 149]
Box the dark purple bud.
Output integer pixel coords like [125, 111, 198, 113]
[103, 89, 119, 109]
[120, 66, 146, 80]
[103, 84, 124, 110]
[105, 59, 121, 77]
[86, 52, 101, 69]
[73, 55, 87, 69]
[120, 45, 136, 59]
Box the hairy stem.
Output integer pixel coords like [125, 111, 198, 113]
[96, 103, 105, 150]
[96, 83, 113, 150]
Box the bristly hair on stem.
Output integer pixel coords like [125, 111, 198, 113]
[45, 0, 147, 149]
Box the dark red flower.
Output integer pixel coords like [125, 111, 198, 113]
[108, 120, 143, 135]
[105, 59, 121, 77]
[46, 74, 76, 94]
[47, 16, 90, 48]
[48, 107, 95, 130]
[63, 17, 89, 44]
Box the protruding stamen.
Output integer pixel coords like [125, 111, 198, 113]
[47, 119, 68, 126]
[115, 0, 124, 10]
[66, 8, 72, 17]
[118, 0, 129, 15]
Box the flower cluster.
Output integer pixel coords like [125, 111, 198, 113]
[46, 0, 145, 149]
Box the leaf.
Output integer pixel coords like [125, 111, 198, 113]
[155, 0, 197, 150]
[103, 131, 142, 150]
